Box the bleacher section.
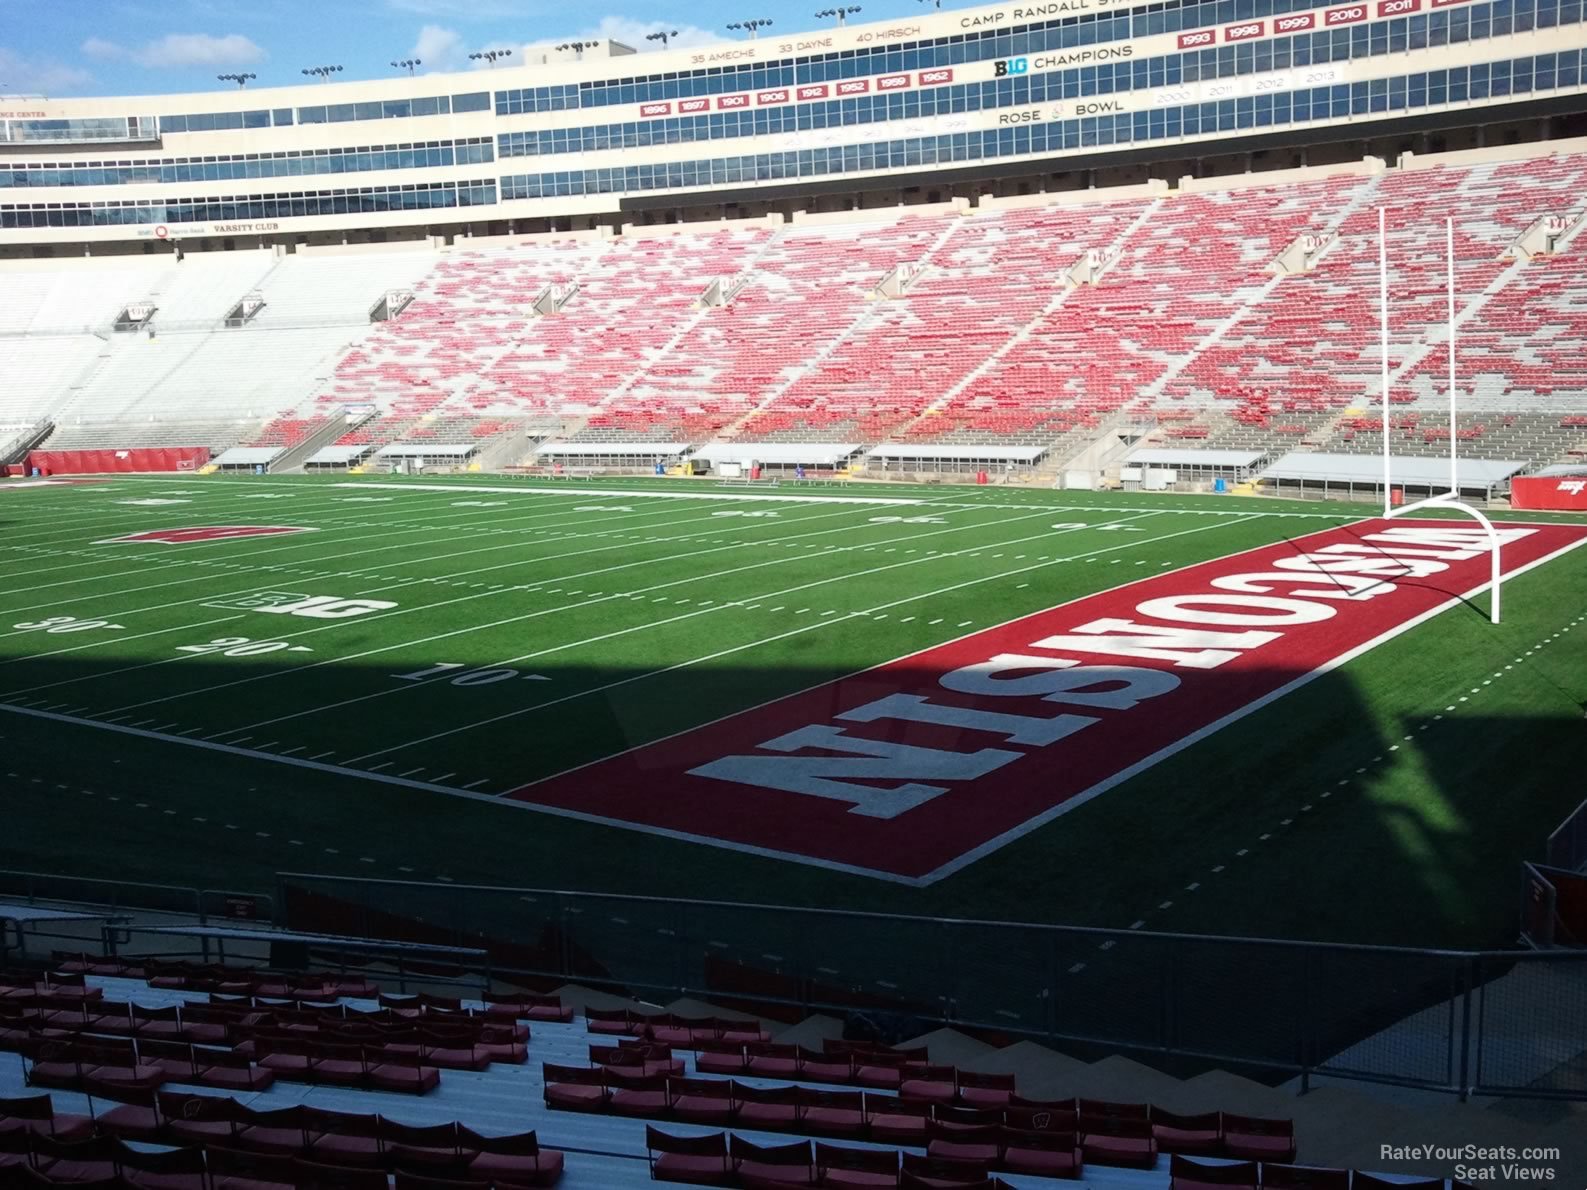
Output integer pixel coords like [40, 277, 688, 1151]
[2, 949, 1578, 1190]
[5, 142, 1587, 475]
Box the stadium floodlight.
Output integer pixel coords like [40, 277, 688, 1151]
[391, 58, 422, 75]
[556, 41, 600, 59]
[217, 72, 256, 88]
[918, 0, 942, 8]
[300, 65, 343, 82]
[727, 18, 774, 37]
[646, 30, 681, 47]
[817, 6, 862, 24]
[1374, 207, 1504, 623]
[469, 49, 513, 67]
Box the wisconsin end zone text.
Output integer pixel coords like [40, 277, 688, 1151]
[511, 520, 1587, 882]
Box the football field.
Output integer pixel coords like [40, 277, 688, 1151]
[3, 473, 1586, 948]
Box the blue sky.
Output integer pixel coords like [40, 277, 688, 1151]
[1, 0, 922, 99]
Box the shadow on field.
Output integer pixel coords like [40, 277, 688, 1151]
[1, 640, 1585, 1095]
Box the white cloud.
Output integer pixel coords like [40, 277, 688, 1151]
[388, 0, 529, 17]
[81, 38, 123, 61]
[410, 24, 469, 72]
[506, 16, 719, 65]
[397, 11, 722, 77]
[0, 46, 93, 94]
[575, 16, 718, 51]
[81, 32, 265, 69]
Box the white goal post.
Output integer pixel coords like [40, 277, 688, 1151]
[1376, 207, 1504, 624]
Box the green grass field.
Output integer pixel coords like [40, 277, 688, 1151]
[3, 472, 1585, 951]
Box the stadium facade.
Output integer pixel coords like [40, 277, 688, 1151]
[4, 0, 1587, 252]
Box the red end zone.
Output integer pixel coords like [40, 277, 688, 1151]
[509, 519, 1587, 882]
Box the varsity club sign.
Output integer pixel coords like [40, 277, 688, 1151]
[509, 520, 1587, 882]
[1510, 476, 1587, 510]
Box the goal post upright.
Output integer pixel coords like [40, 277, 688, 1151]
[1375, 208, 1503, 624]
[1380, 206, 1394, 518]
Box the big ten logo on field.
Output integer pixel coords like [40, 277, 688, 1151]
[994, 57, 1030, 76]
[202, 591, 397, 619]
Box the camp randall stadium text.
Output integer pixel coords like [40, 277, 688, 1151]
[963, 0, 1124, 27]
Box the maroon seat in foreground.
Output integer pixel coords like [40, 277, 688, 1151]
[815, 1142, 899, 1189]
[730, 1135, 815, 1188]
[996, 1126, 1081, 1178]
[456, 1127, 563, 1186]
[644, 1126, 734, 1186]
[901, 1151, 996, 1187]
[1169, 1154, 1259, 1190]
[1221, 1115, 1296, 1164]
[0, 1094, 93, 1142]
[1079, 1111, 1158, 1169]
[1151, 1110, 1224, 1156]
[113, 1137, 208, 1190]
[541, 1065, 609, 1113]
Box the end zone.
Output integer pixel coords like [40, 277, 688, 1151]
[507, 519, 1587, 883]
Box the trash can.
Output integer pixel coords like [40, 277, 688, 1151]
[976, 470, 989, 485]
[1213, 477, 1227, 493]
[1390, 487, 1404, 506]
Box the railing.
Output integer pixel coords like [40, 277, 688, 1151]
[8, 863, 1582, 1100]
[0, 868, 272, 925]
[274, 871, 1587, 1102]
[0, 313, 375, 341]
[1547, 796, 1587, 873]
[0, 418, 51, 464]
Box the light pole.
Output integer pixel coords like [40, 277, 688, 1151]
[556, 41, 600, 60]
[918, 0, 942, 8]
[816, 6, 862, 24]
[217, 72, 256, 88]
[469, 49, 513, 67]
[391, 58, 421, 75]
[300, 65, 343, 82]
[727, 18, 774, 37]
[646, 30, 681, 48]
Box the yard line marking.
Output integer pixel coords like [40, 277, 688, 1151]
[205, 511, 1131, 731]
[0, 487, 793, 620]
[5, 499, 1010, 701]
[0, 615, 249, 670]
[336, 515, 1243, 764]
[0, 515, 1236, 809]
